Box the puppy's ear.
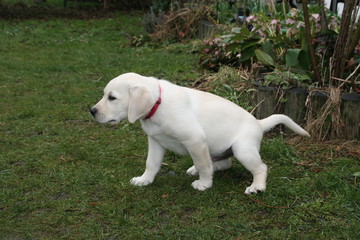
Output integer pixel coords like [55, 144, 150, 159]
[128, 85, 153, 123]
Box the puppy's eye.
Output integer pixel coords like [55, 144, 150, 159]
[108, 95, 116, 101]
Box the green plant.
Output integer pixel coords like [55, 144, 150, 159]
[199, 27, 261, 70]
[245, 6, 340, 67]
[263, 67, 312, 88]
[254, 48, 312, 85]
[215, 0, 237, 24]
[129, 34, 153, 47]
[199, 2, 346, 89]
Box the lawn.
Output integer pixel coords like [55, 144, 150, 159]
[0, 9, 359, 240]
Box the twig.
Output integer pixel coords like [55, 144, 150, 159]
[345, 63, 360, 82]
[165, 8, 191, 24]
[332, 63, 360, 88]
[244, 193, 291, 209]
[330, 76, 351, 83]
[250, 99, 265, 115]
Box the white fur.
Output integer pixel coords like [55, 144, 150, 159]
[91, 73, 309, 194]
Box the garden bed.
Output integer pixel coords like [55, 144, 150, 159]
[252, 85, 360, 140]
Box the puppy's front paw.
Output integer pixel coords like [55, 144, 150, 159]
[130, 176, 152, 186]
[244, 184, 266, 194]
[191, 179, 212, 191]
[186, 166, 199, 176]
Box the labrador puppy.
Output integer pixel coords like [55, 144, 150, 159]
[91, 72, 309, 194]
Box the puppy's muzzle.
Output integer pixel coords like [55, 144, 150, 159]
[90, 107, 97, 117]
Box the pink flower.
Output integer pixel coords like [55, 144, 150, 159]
[213, 38, 221, 44]
[246, 15, 256, 23]
[204, 48, 210, 53]
[296, 22, 305, 28]
[290, 8, 298, 17]
[257, 30, 267, 38]
[286, 27, 297, 37]
[311, 14, 320, 22]
[271, 19, 278, 25]
[286, 18, 296, 25]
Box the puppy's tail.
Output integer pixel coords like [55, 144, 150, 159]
[258, 114, 310, 137]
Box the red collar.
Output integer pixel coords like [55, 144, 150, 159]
[144, 86, 162, 120]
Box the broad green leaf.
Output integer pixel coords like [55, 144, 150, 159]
[286, 49, 302, 67]
[241, 38, 261, 50]
[262, 40, 272, 55]
[298, 50, 311, 71]
[226, 42, 241, 52]
[240, 46, 256, 61]
[255, 49, 275, 67]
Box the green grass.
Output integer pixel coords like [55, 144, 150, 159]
[1, 11, 359, 240]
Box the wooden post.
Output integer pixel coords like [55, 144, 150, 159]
[339, 93, 360, 140]
[284, 87, 308, 124]
[103, 0, 109, 9]
[255, 86, 281, 119]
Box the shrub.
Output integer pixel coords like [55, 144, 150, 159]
[199, 4, 343, 87]
[143, 1, 215, 42]
[153, 8, 214, 42]
[142, 0, 172, 33]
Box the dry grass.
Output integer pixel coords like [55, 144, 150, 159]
[305, 87, 342, 141]
[151, 5, 215, 42]
[192, 66, 252, 91]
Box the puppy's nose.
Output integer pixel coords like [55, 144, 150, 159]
[90, 107, 97, 117]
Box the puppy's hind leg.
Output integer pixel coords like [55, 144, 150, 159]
[214, 158, 232, 171]
[232, 140, 268, 194]
[186, 158, 232, 176]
